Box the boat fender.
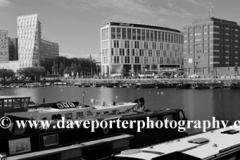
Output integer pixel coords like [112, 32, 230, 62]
[103, 127, 109, 134]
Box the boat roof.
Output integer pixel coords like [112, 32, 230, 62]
[33, 102, 137, 113]
[114, 125, 240, 160]
[93, 102, 137, 110]
[0, 95, 30, 100]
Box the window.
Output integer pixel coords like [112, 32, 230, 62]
[146, 30, 149, 41]
[76, 112, 83, 119]
[142, 29, 145, 40]
[152, 42, 156, 49]
[122, 28, 126, 39]
[144, 42, 148, 49]
[117, 28, 121, 39]
[150, 30, 153, 41]
[65, 113, 72, 119]
[52, 114, 62, 120]
[87, 111, 93, 116]
[127, 28, 131, 39]
[137, 29, 141, 40]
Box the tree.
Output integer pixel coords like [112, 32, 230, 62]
[64, 66, 71, 75]
[17, 67, 46, 80]
[235, 65, 238, 75]
[0, 69, 15, 80]
[58, 62, 64, 76]
[52, 61, 58, 74]
[110, 67, 117, 74]
[120, 67, 126, 75]
[70, 63, 78, 76]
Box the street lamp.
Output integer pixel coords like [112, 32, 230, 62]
[90, 54, 93, 78]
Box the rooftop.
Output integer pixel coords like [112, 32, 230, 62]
[184, 16, 239, 27]
[105, 22, 181, 33]
[17, 14, 38, 19]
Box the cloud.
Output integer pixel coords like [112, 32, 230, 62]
[159, 3, 192, 18]
[186, 0, 200, 5]
[167, 2, 174, 8]
[0, 0, 10, 7]
[47, 0, 165, 23]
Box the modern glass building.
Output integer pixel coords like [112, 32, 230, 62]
[100, 22, 183, 76]
[40, 38, 59, 63]
[9, 38, 18, 61]
[183, 17, 240, 77]
[17, 14, 41, 68]
[0, 29, 9, 63]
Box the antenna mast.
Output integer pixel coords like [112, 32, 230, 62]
[207, 2, 214, 17]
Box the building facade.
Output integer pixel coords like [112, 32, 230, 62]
[9, 38, 18, 61]
[40, 38, 59, 63]
[17, 14, 41, 68]
[100, 22, 183, 76]
[0, 29, 9, 63]
[183, 17, 240, 77]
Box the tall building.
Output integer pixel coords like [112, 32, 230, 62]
[9, 38, 18, 61]
[183, 17, 240, 77]
[40, 38, 59, 63]
[100, 22, 183, 76]
[17, 14, 41, 68]
[0, 29, 9, 63]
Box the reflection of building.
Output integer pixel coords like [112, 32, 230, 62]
[40, 38, 59, 63]
[17, 14, 41, 68]
[9, 38, 18, 61]
[0, 28, 9, 63]
[100, 22, 183, 76]
[183, 17, 240, 77]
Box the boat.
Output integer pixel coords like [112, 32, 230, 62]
[208, 81, 223, 89]
[191, 82, 209, 89]
[0, 96, 188, 157]
[2, 96, 145, 121]
[79, 83, 91, 87]
[141, 83, 156, 88]
[229, 82, 240, 89]
[111, 124, 240, 160]
[106, 82, 118, 88]
[175, 83, 192, 89]
[157, 82, 176, 89]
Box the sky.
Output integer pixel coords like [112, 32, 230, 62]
[0, 0, 240, 61]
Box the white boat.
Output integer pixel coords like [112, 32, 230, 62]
[111, 125, 240, 160]
[1, 96, 145, 121]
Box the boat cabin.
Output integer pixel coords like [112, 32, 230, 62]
[0, 96, 31, 117]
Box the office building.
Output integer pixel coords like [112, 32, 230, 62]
[100, 22, 183, 76]
[0, 29, 9, 63]
[40, 38, 59, 63]
[17, 14, 41, 68]
[183, 17, 240, 77]
[9, 38, 18, 61]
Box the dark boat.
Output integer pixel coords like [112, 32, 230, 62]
[209, 81, 222, 89]
[93, 83, 102, 87]
[191, 83, 209, 89]
[176, 83, 192, 89]
[229, 82, 240, 89]
[141, 83, 156, 88]
[106, 83, 118, 88]
[79, 83, 91, 87]
[0, 96, 188, 157]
